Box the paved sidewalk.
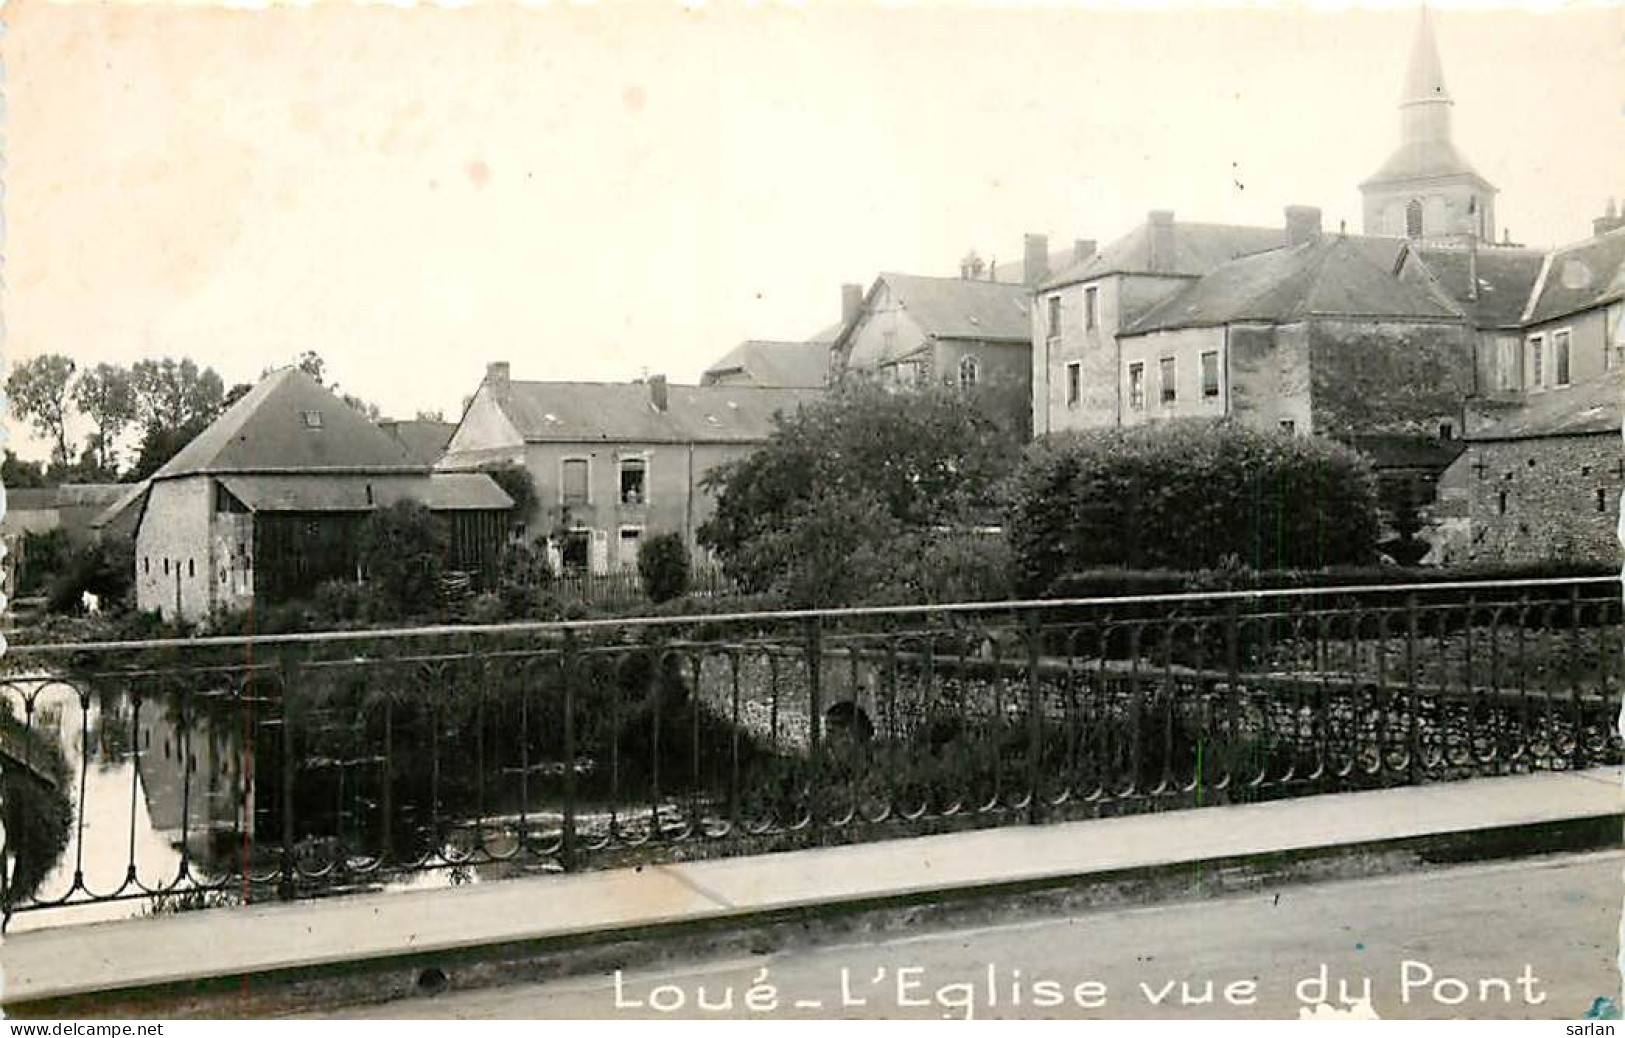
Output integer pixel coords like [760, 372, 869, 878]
[3, 767, 1620, 1010]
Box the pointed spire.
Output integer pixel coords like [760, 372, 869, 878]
[1401, 5, 1451, 107]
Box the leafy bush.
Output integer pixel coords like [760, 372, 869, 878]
[19, 528, 73, 596]
[496, 540, 555, 618]
[637, 532, 691, 604]
[464, 591, 507, 625]
[310, 579, 378, 624]
[358, 500, 448, 616]
[486, 466, 539, 525]
[1007, 421, 1381, 594]
[699, 382, 1019, 602]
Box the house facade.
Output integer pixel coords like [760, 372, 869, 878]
[830, 271, 1034, 399]
[437, 363, 819, 574]
[132, 368, 512, 622]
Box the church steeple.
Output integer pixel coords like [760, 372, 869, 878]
[1360, 5, 1497, 243]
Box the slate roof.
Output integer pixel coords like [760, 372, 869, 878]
[90, 482, 151, 531]
[2, 484, 125, 513]
[1402, 245, 1547, 328]
[489, 382, 819, 445]
[1344, 434, 1465, 471]
[1126, 234, 1459, 334]
[1524, 227, 1625, 325]
[1465, 369, 1625, 441]
[153, 368, 421, 479]
[378, 419, 457, 465]
[217, 473, 511, 513]
[3, 488, 60, 513]
[869, 273, 1032, 342]
[701, 340, 830, 388]
[1361, 138, 1490, 188]
[1043, 222, 1289, 290]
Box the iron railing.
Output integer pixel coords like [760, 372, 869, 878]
[0, 575, 1618, 928]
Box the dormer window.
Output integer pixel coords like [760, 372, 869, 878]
[302, 410, 324, 429]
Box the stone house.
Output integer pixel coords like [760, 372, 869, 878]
[1114, 220, 1475, 439]
[130, 368, 512, 622]
[1434, 368, 1623, 566]
[829, 270, 1035, 399]
[1032, 213, 1291, 436]
[436, 363, 819, 574]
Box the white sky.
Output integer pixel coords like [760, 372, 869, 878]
[5, 0, 1624, 461]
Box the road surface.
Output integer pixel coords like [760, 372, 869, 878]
[319, 850, 1623, 1020]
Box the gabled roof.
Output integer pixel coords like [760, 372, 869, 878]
[90, 481, 150, 530]
[1400, 244, 1546, 329]
[868, 272, 1032, 343]
[1524, 226, 1625, 325]
[702, 340, 830, 388]
[484, 381, 818, 445]
[1042, 221, 1295, 290]
[153, 368, 421, 479]
[378, 419, 457, 465]
[1126, 234, 1458, 334]
[1466, 369, 1625, 441]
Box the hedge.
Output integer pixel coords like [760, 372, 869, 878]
[1007, 421, 1382, 594]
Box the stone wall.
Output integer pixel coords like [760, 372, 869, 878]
[1435, 432, 1622, 565]
[135, 476, 215, 621]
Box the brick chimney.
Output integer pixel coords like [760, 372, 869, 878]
[841, 283, 864, 327]
[1147, 211, 1176, 274]
[485, 361, 511, 398]
[1023, 234, 1050, 288]
[648, 373, 669, 413]
[1285, 206, 1323, 247]
[1073, 239, 1097, 265]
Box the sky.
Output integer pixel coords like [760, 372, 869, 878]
[4, 0, 1624, 462]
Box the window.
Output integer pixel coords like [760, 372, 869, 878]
[188, 559, 194, 578]
[1065, 362, 1082, 408]
[1526, 334, 1545, 389]
[163, 558, 170, 576]
[1200, 351, 1220, 399]
[1438, 421, 1454, 441]
[1497, 490, 1509, 516]
[301, 410, 324, 429]
[1598, 488, 1610, 514]
[618, 527, 643, 569]
[1405, 199, 1424, 238]
[562, 458, 590, 506]
[1552, 329, 1571, 387]
[1046, 295, 1062, 338]
[143, 557, 150, 574]
[1128, 363, 1146, 410]
[1279, 419, 1296, 435]
[1610, 304, 1625, 370]
[1084, 286, 1099, 331]
[1159, 357, 1177, 404]
[619, 456, 647, 505]
[958, 355, 980, 390]
[560, 530, 591, 574]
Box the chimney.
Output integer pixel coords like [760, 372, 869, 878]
[1023, 233, 1050, 288]
[959, 250, 986, 281]
[1147, 211, 1176, 274]
[841, 283, 864, 327]
[1073, 239, 1097, 265]
[1285, 206, 1322, 248]
[485, 361, 511, 397]
[648, 373, 669, 413]
[1593, 198, 1623, 237]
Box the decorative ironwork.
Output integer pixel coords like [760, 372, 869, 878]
[0, 576, 1618, 928]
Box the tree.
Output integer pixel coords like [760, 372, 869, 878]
[415, 409, 446, 423]
[637, 532, 691, 603]
[2, 450, 48, 488]
[698, 383, 1018, 604]
[292, 350, 379, 421]
[72, 363, 137, 474]
[296, 350, 326, 383]
[131, 357, 225, 432]
[6, 354, 77, 466]
[358, 500, 449, 616]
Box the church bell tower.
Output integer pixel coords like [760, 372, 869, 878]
[1360, 6, 1497, 243]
